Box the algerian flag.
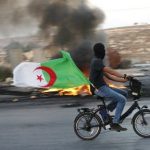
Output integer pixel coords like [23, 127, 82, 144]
[13, 50, 90, 88]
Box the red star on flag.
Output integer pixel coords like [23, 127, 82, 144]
[36, 75, 43, 82]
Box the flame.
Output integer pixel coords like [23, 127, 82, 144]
[40, 83, 126, 96]
[41, 85, 92, 96]
[109, 84, 126, 89]
[104, 77, 126, 89]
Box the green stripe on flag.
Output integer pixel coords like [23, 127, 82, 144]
[41, 50, 90, 89]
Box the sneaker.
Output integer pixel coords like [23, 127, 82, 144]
[111, 123, 127, 132]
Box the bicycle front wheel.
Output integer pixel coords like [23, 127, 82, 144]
[132, 109, 150, 138]
[74, 113, 102, 140]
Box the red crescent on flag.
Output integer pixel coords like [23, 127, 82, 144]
[34, 66, 57, 87]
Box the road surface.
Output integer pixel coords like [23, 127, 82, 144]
[0, 98, 150, 150]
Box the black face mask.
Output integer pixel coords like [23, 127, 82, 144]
[95, 49, 105, 59]
[93, 43, 105, 59]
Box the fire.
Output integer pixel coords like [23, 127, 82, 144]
[104, 77, 126, 89]
[109, 83, 126, 89]
[41, 85, 92, 96]
[40, 83, 126, 96]
[59, 85, 92, 96]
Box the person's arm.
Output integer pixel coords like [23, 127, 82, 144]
[103, 66, 125, 78]
[103, 67, 128, 82]
[104, 72, 128, 82]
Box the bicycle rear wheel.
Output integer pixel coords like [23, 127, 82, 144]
[132, 109, 150, 138]
[74, 113, 102, 140]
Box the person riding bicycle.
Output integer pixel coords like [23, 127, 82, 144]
[89, 43, 129, 131]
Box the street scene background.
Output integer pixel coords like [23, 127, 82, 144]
[0, 0, 150, 150]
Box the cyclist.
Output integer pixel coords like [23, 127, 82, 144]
[89, 43, 129, 131]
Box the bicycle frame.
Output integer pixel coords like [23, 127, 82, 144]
[93, 77, 149, 125]
[74, 78, 150, 139]
[120, 99, 148, 123]
[78, 97, 110, 128]
[78, 96, 148, 128]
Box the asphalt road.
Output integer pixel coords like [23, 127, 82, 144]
[0, 98, 150, 150]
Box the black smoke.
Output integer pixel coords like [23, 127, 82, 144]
[0, 0, 37, 37]
[28, 0, 105, 46]
[28, 0, 106, 72]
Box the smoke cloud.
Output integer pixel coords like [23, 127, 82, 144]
[0, 0, 37, 38]
[27, 0, 106, 72]
[28, 0, 105, 70]
[0, 0, 106, 72]
[28, 0, 105, 46]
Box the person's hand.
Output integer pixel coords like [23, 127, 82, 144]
[126, 75, 133, 81]
[123, 74, 133, 80]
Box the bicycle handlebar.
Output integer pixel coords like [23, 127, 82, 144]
[127, 76, 142, 99]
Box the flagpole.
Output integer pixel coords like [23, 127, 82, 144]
[89, 82, 98, 92]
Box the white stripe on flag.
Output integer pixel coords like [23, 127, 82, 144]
[13, 62, 48, 87]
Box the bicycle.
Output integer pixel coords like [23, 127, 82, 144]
[74, 77, 150, 140]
